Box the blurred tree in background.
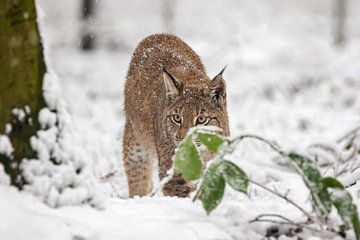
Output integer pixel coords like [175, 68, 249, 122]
[332, 0, 347, 47]
[80, 0, 96, 50]
[0, 0, 46, 187]
[162, 0, 176, 33]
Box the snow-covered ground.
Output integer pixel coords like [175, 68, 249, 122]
[1, 0, 360, 239]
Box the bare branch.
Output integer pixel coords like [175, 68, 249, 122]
[192, 187, 203, 202]
[250, 213, 297, 224]
[249, 179, 313, 222]
[230, 134, 285, 156]
[337, 126, 360, 143]
[308, 143, 341, 163]
[100, 170, 118, 182]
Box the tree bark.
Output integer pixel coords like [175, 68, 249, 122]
[0, 0, 46, 186]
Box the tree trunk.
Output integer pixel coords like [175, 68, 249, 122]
[0, 0, 46, 187]
[332, 0, 347, 47]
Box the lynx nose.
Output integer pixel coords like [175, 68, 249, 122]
[175, 134, 184, 142]
[175, 127, 188, 141]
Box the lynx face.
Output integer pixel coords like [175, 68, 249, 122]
[163, 67, 228, 146]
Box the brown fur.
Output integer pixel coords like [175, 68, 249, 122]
[123, 34, 229, 197]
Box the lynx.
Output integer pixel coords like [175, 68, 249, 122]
[123, 34, 229, 197]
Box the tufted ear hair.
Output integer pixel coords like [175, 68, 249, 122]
[211, 66, 227, 108]
[163, 69, 182, 99]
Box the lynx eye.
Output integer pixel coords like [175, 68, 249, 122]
[195, 115, 210, 125]
[170, 114, 183, 125]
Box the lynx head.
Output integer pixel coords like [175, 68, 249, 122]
[162, 66, 229, 144]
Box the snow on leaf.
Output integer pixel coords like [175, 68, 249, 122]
[197, 132, 225, 153]
[221, 160, 248, 194]
[199, 162, 225, 214]
[323, 177, 360, 240]
[288, 152, 332, 221]
[174, 136, 202, 181]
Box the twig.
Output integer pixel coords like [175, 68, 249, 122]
[337, 126, 360, 143]
[100, 170, 118, 182]
[192, 187, 203, 202]
[251, 213, 297, 224]
[229, 134, 285, 156]
[343, 143, 358, 164]
[308, 139, 359, 178]
[308, 143, 341, 163]
[249, 179, 313, 222]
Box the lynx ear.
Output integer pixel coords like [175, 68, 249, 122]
[211, 66, 227, 107]
[163, 69, 181, 98]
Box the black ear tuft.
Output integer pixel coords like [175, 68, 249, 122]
[211, 67, 227, 108]
[218, 65, 227, 76]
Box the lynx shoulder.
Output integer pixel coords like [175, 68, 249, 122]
[123, 34, 229, 197]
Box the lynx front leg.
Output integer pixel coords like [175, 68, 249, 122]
[158, 147, 173, 181]
[123, 122, 153, 197]
[158, 147, 194, 197]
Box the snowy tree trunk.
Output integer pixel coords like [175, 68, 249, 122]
[162, 0, 176, 33]
[0, 0, 46, 187]
[332, 0, 347, 47]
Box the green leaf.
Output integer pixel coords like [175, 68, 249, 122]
[288, 152, 332, 220]
[333, 192, 360, 240]
[345, 136, 355, 150]
[221, 160, 248, 194]
[352, 207, 360, 240]
[199, 162, 225, 214]
[323, 177, 360, 240]
[174, 136, 202, 181]
[197, 132, 225, 153]
[321, 177, 345, 189]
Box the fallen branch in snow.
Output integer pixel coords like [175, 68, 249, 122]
[249, 213, 297, 224]
[100, 170, 118, 182]
[249, 214, 339, 238]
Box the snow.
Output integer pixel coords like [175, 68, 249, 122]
[11, 108, 27, 122]
[0, 135, 12, 185]
[0, 165, 10, 185]
[1, 0, 360, 239]
[340, 168, 360, 187]
[0, 135, 13, 157]
[5, 124, 12, 134]
[21, 70, 103, 208]
[0, 185, 256, 240]
[38, 108, 57, 129]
